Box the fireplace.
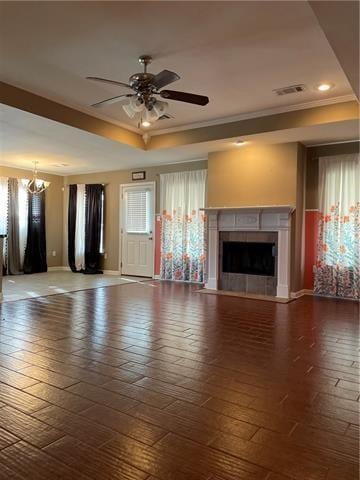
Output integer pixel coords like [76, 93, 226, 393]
[202, 206, 294, 298]
[219, 231, 278, 295]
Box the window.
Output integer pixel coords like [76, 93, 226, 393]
[0, 177, 8, 236]
[160, 169, 207, 282]
[125, 189, 151, 234]
[18, 181, 29, 266]
[315, 153, 359, 299]
[0, 177, 29, 270]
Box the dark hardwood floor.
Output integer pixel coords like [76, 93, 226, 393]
[0, 281, 358, 480]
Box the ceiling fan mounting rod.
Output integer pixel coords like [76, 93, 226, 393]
[138, 55, 152, 73]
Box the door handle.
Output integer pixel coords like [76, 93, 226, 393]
[148, 237, 153, 240]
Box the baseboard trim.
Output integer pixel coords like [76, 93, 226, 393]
[153, 275, 161, 280]
[291, 289, 314, 299]
[103, 270, 121, 276]
[48, 266, 71, 272]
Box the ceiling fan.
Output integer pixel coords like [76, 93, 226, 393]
[87, 55, 209, 128]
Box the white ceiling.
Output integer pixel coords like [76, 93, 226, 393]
[1, 105, 358, 175]
[0, 1, 355, 132]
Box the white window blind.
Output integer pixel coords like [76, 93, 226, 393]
[126, 189, 150, 233]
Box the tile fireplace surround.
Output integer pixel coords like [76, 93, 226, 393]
[202, 206, 295, 298]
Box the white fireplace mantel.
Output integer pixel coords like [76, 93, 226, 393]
[201, 205, 295, 298]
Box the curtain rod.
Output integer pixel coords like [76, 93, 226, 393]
[63, 183, 108, 187]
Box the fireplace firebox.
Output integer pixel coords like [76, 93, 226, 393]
[219, 232, 278, 295]
[222, 241, 276, 276]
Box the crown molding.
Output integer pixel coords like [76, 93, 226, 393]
[307, 139, 360, 147]
[150, 94, 357, 136]
[58, 156, 208, 176]
[0, 157, 208, 177]
[0, 162, 68, 177]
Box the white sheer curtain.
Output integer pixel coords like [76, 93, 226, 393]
[75, 184, 86, 271]
[18, 179, 28, 267]
[0, 177, 30, 272]
[314, 153, 360, 299]
[160, 169, 207, 282]
[0, 177, 8, 235]
[0, 177, 9, 268]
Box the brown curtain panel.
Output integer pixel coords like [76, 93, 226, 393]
[84, 184, 103, 274]
[23, 190, 47, 274]
[68, 184, 78, 272]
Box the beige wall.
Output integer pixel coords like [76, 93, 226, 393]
[64, 160, 207, 271]
[207, 142, 306, 292]
[207, 143, 299, 207]
[291, 143, 306, 292]
[0, 165, 64, 267]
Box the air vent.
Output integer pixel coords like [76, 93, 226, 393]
[273, 84, 306, 96]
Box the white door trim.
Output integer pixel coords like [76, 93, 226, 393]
[119, 181, 156, 278]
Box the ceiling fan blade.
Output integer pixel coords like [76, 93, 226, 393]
[151, 70, 180, 89]
[86, 76, 132, 89]
[91, 94, 132, 108]
[160, 90, 209, 106]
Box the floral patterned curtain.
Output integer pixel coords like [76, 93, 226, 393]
[160, 170, 207, 282]
[314, 154, 359, 299]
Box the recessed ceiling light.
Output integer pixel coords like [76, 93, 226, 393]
[317, 83, 333, 92]
[141, 121, 151, 128]
[234, 140, 246, 146]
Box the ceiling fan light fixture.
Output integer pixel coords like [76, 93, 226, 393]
[141, 107, 158, 126]
[153, 100, 168, 117]
[122, 101, 137, 119]
[148, 108, 159, 122]
[129, 96, 145, 112]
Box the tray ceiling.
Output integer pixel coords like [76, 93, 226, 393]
[0, 1, 354, 132]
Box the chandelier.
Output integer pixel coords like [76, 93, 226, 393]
[122, 95, 168, 128]
[26, 161, 50, 194]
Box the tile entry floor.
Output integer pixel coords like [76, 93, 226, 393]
[1, 271, 150, 302]
[0, 281, 358, 479]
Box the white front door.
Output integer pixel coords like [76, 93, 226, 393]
[120, 183, 154, 277]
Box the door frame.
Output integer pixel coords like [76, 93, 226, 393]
[119, 181, 156, 278]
